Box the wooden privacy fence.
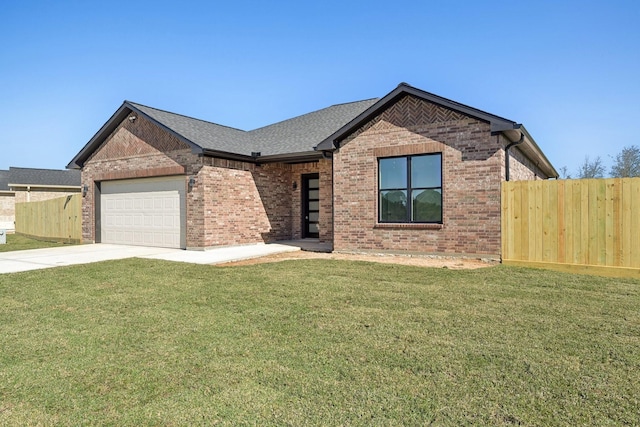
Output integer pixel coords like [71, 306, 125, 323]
[502, 178, 640, 277]
[15, 195, 82, 244]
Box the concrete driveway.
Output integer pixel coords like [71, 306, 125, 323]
[0, 243, 300, 274]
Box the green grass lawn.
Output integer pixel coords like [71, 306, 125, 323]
[0, 259, 638, 426]
[0, 234, 70, 252]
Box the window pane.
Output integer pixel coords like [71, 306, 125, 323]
[412, 189, 442, 222]
[309, 212, 319, 222]
[411, 154, 441, 188]
[308, 201, 319, 210]
[380, 190, 407, 221]
[308, 223, 319, 233]
[379, 158, 407, 189]
[308, 178, 319, 188]
[308, 189, 319, 199]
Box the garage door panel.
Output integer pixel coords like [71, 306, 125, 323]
[100, 177, 185, 249]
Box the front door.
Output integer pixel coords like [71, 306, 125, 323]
[302, 174, 319, 238]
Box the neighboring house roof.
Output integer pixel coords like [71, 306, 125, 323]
[66, 83, 556, 178]
[8, 167, 81, 188]
[0, 170, 11, 192]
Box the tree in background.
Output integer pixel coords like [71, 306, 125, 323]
[610, 145, 640, 178]
[557, 166, 572, 179]
[576, 156, 605, 179]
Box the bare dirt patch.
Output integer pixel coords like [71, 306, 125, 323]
[218, 250, 497, 269]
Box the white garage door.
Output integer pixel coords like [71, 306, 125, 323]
[100, 176, 186, 249]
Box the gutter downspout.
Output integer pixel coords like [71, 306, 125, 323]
[505, 132, 524, 182]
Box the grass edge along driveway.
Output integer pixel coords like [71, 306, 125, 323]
[0, 234, 70, 253]
[0, 258, 638, 425]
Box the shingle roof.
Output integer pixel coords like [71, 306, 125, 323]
[247, 99, 379, 156]
[128, 102, 252, 155]
[67, 92, 380, 168]
[8, 167, 81, 187]
[67, 83, 555, 178]
[0, 170, 10, 192]
[127, 98, 379, 157]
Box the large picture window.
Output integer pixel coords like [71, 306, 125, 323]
[378, 153, 442, 223]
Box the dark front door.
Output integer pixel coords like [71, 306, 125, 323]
[302, 174, 320, 238]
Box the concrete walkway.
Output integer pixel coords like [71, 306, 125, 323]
[0, 243, 301, 274]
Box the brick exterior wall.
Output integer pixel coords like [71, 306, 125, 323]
[290, 159, 333, 242]
[81, 113, 194, 244]
[80, 95, 546, 254]
[188, 160, 292, 248]
[333, 94, 504, 256]
[188, 158, 333, 249]
[500, 134, 548, 181]
[81, 112, 333, 249]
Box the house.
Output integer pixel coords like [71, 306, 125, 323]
[67, 83, 557, 257]
[8, 167, 81, 203]
[0, 167, 81, 231]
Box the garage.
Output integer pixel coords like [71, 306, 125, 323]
[100, 176, 186, 249]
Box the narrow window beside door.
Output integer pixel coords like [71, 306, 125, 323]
[303, 174, 320, 238]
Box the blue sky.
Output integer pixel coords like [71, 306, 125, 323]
[1, 0, 638, 177]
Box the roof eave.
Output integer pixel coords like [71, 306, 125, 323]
[315, 83, 557, 179]
[67, 101, 205, 170]
[200, 148, 255, 163]
[317, 83, 518, 151]
[200, 149, 323, 164]
[515, 126, 559, 179]
[258, 151, 323, 163]
[67, 103, 131, 169]
[496, 124, 558, 179]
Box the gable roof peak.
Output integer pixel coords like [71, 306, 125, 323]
[314, 82, 557, 178]
[316, 83, 521, 153]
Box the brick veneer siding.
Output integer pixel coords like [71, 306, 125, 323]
[290, 159, 333, 243]
[333, 94, 503, 256]
[500, 134, 549, 181]
[81, 112, 333, 249]
[81, 113, 195, 244]
[188, 160, 292, 248]
[188, 158, 333, 249]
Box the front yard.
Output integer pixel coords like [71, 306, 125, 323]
[0, 234, 70, 252]
[0, 259, 638, 425]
